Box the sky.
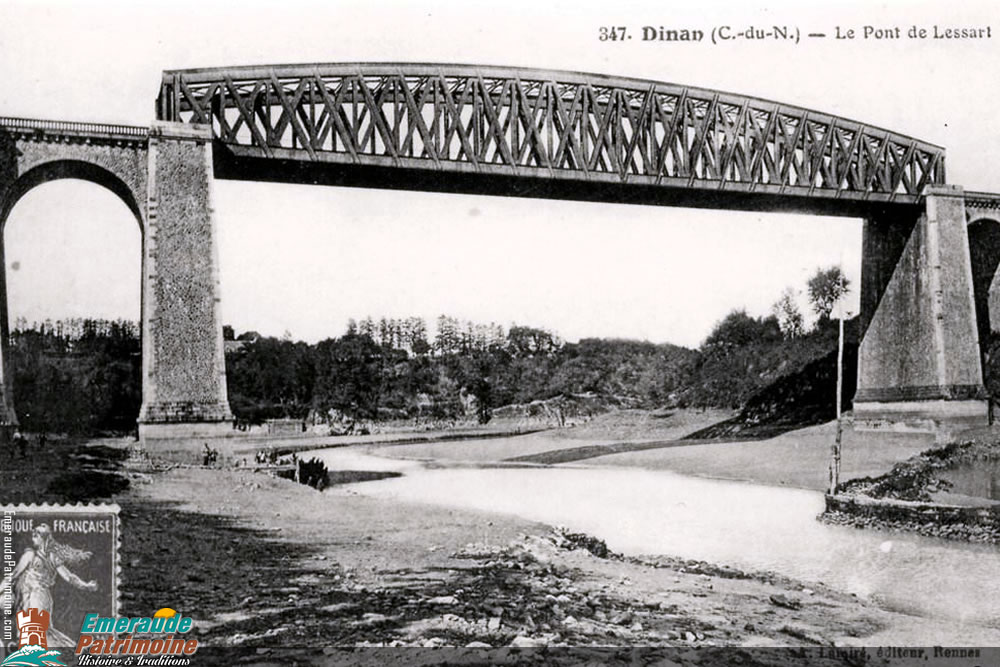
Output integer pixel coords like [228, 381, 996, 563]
[2, 0, 999, 347]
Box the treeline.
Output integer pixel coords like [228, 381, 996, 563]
[680, 308, 851, 411]
[225, 316, 697, 425]
[10, 318, 141, 434]
[8, 265, 856, 434]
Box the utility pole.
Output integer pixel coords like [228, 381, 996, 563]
[829, 272, 846, 496]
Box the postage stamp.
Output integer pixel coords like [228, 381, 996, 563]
[1, 504, 120, 655]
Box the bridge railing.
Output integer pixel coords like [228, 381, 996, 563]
[156, 63, 946, 203]
[965, 191, 1000, 206]
[0, 116, 149, 139]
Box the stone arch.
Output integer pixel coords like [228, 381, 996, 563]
[0, 159, 146, 430]
[967, 216, 1000, 401]
[967, 217, 1000, 341]
[0, 159, 144, 231]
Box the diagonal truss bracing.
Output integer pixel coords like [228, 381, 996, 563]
[158, 64, 945, 204]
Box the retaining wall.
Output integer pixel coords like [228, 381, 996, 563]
[823, 493, 1000, 543]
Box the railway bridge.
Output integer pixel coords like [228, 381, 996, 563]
[0, 63, 993, 438]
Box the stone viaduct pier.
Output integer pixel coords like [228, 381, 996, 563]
[0, 64, 996, 438]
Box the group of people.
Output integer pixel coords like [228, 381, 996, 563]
[245, 449, 326, 489]
[202, 443, 219, 466]
[253, 448, 282, 465]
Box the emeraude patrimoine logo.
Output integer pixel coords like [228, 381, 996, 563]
[1, 608, 64, 667]
[74, 607, 199, 660]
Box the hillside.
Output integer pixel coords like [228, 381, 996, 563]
[686, 341, 858, 441]
[10, 315, 855, 436]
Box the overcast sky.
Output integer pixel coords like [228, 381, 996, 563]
[2, 0, 998, 347]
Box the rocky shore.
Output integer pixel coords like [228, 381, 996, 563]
[821, 438, 1000, 543]
[115, 463, 1000, 654]
[8, 432, 1000, 662]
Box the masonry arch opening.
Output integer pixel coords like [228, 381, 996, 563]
[3, 177, 142, 434]
[968, 216, 1000, 398]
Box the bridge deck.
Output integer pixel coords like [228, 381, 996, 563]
[156, 63, 946, 211]
[0, 116, 148, 143]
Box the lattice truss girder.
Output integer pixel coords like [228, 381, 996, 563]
[159, 66, 945, 200]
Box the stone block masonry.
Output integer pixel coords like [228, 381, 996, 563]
[854, 185, 989, 434]
[137, 121, 232, 438]
[824, 493, 1000, 543]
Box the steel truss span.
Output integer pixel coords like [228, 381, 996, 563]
[158, 63, 945, 208]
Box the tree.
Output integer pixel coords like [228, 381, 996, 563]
[312, 334, 382, 420]
[359, 317, 376, 340]
[807, 266, 850, 322]
[377, 317, 394, 347]
[702, 310, 781, 354]
[772, 288, 805, 339]
[225, 336, 313, 422]
[507, 325, 562, 358]
[10, 319, 141, 433]
[403, 317, 430, 356]
[435, 315, 461, 355]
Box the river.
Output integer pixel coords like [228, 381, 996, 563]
[312, 446, 1000, 629]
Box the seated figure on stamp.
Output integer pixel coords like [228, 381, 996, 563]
[0, 523, 98, 646]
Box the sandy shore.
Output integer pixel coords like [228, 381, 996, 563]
[581, 421, 936, 491]
[118, 461, 1000, 655]
[373, 418, 934, 492]
[8, 414, 1000, 663]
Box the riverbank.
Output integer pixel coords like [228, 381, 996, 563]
[117, 462, 1000, 654]
[136, 424, 549, 466]
[823, 436, 1000, 543]
[373, 418, 934, 492]
[581, 420, 935, 491]
[6, 429, 1000, 661]
[9, 419, 1000, 657]
[359, 408, 735, 465]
